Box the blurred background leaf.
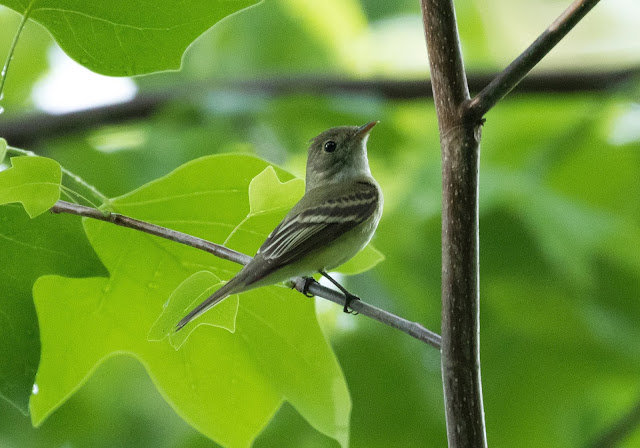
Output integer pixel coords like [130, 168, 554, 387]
[0, 0, 639, 446]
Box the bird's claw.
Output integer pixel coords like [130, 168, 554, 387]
[301, 277, 316, 298]
[343, 293, 360, 314]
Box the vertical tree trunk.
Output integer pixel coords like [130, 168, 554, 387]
[440, 124, 485, 447]
[420, 0, 488, 446]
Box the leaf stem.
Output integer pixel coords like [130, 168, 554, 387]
[49, 200, 442, 350]
[0, 1, 35, 109]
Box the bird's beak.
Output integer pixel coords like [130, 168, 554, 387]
[356, 121, 378, 139]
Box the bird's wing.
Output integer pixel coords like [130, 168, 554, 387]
[256, 180, 379, 270]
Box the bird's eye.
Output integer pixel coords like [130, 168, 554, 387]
[324, 141, 337, 153]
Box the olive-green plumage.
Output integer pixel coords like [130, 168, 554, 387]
[176, 121, 382, 330]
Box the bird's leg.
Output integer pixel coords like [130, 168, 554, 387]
[319, 271, 360, 314]
[300, 277, 317, 297]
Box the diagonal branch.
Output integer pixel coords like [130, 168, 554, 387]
[467, 0, 603, 120]
[50, 200, 442, 350]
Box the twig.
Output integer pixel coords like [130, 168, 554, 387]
[586, 396, 640, 448]
[50, 200, 442, 350]
[467, 0, 603, 120]
[50, 200, 252, 265]
[420, 0, 487, 446]
[2, 69, 637, 147]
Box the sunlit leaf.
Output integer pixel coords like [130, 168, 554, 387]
[0, 10, 52, 113]
[31, 155, 354, 447]
[0, 0, 259, 76]
[148, 270, 238, 349]
[335, 244, 384, 275]
[0, 156, 61, 217]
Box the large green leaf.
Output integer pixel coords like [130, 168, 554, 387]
[30, 155, 384, 447]
[0, 0, 259, 76]
[0, 205, 106, 415]
[0, 156, 61, 217]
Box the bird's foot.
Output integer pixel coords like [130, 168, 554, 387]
[301, 277, 316, 298]
[343, 293, 360, 314]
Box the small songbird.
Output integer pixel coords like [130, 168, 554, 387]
[175, 121, 383, 331]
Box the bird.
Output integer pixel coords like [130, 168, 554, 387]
[175, 121, 383, 331]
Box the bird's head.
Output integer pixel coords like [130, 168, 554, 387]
[305, 121, 378, 191]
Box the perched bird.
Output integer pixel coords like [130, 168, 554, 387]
[176, 121, 383, 331]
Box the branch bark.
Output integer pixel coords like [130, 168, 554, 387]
[50, 200, 442, 350]
[419, 0, 609, 445]
[467, 0, 603, 120]
[420, 0, 487, 446]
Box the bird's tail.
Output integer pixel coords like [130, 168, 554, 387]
[174, 275, 243, 332]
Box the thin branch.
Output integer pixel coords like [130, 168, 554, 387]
[421, 0, 487, 446]
[2, 69, 637, 147]
[50, 200, 442, 350]
[467, 0, 603, 120]
[50, 200, 252, 265]
[586, 396, 640, 448]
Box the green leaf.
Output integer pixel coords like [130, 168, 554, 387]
[0, 0, 259, 76]
[148, 270, 238, 349]
[31, 155, 351, 448]
[0, 156, 61, 217]
[0, 206, 106, 415]
[0, 138, 6, 162]
[0, 11, 52, 113]
[335, 244, 384, 275]
[248, 165, 304, 214]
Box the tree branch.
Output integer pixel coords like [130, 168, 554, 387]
[467, 0, 603, 120]
[2, 69, 637, 147]
[50, 200, 442, 350]
[420, 0, 487, 446]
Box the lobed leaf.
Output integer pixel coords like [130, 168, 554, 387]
[0, 0, 259, 76]
[0, 156, 61, 217]
[30, 155, 372, 447]
[0, 206, 106, 415]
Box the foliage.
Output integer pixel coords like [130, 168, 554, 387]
[0, 0, 259, 76]
[0, 153, 385, 447]
[1, 0, 639, 447]
[0, 155, 60, 217]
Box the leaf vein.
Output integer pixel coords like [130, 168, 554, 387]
[0, 230, 72, 258]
